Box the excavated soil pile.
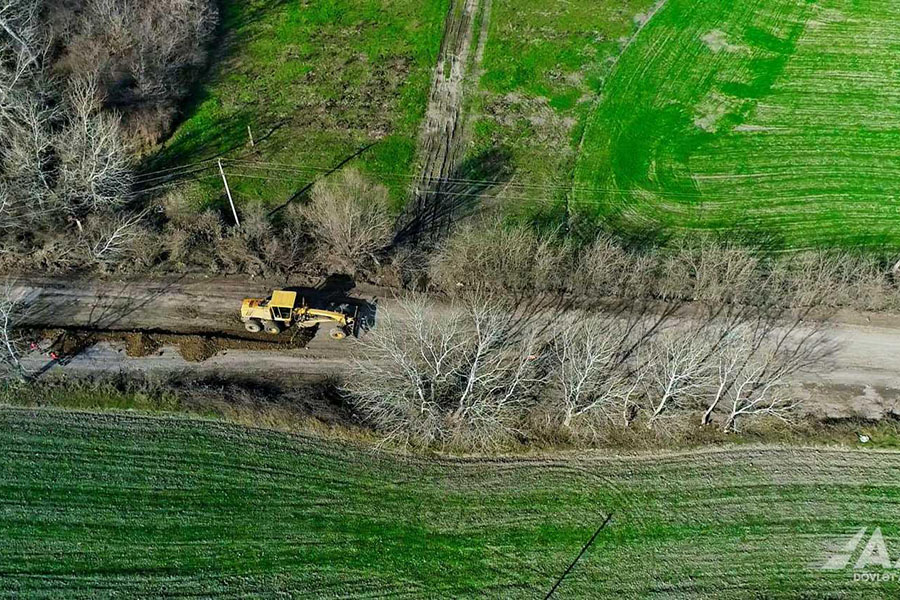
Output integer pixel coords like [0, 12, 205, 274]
[124, 333, 161, 358]
[32, 327, 317, 363]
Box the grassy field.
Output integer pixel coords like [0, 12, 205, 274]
[465, 0, 654, 225]
[574, 0, 900, 247]
[153, 0, 449, 209]
[4, 408, 900, 597]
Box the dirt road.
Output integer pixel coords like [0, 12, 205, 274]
[403, 0, 488, 240]
[14, 275, 374, 377]
[12, 275, 900, 420]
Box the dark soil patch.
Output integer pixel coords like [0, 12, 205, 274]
[29, 327, 317, 363]
[177, 336, 219, 362]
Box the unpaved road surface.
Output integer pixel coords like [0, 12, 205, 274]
[14, 275, 380, 378]
[11, 275, 900, 420]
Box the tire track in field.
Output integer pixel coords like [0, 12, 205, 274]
[570, 0, 668, 207]
[406, 0, 488, 239]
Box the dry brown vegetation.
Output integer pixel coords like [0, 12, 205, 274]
[0, 0, 218, 273]
[345, 220, 886, 450]
[49, 0, 218, 148]
[429, 220, 900, 312]
[304, 169, 394, 274]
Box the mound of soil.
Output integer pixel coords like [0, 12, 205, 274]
[124, 333, 161, 358]
[177, 336, 220, 363]
[28, 326, 320, 363]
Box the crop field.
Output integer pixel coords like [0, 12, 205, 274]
[154, 0, 448, 207]
[4, 408, 900, 597]
[575, 0, 900, 247]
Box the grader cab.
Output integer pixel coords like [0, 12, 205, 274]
[240, 290, 355, 340]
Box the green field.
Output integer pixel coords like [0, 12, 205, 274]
[156, 0, 448, 208]
[152, 0, 900, 247]
[466, 0, 653, 224]
[4, 407, 900, 597]
[575, 0, 900, 247]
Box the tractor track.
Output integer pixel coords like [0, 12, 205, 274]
[404, 0, 488, 238]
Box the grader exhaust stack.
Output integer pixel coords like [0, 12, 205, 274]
[240, 290, 355, 340]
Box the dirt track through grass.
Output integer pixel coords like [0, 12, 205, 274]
[4, 408, 900, 597]
[411, 0, 486, 224]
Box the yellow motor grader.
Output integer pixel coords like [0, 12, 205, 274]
[240, 290, 355, 339]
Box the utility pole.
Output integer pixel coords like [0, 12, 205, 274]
[247, 125, 255, 147]
[218, 159, 240, 227]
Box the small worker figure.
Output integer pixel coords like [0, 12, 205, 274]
[49, 351, 58, 361]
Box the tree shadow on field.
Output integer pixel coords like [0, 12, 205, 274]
[585, 213, 672, 252]
[139, 0, 292, 177]
[708, 217, 788, 255]
[267, 141, 378, 218]
[394, 146, 514, 246]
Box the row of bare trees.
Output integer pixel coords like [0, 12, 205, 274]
[429, 221, 900, 312]
[345, 286, 829, 450]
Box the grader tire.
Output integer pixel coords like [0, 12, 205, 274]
[263, 321, 282, 335]
[244, 320, 263, 333]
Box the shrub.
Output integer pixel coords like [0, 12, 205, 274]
[305, 169, 393, 274]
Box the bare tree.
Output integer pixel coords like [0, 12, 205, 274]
[305, 169, 393, 273]
[345, 293, 544, 449]
[84, 209, 147, 262]
[346, 295, 468, 447]
[719, 345, 799, 433]
[0, 280, 26, 381]
[0, 0, 40, 68]
[574, 234, 659, 300]
[643, 331, 712, 426]
[57, 76, 132, 214]
[547, 314, 639, 430]
[449, 293, 544, 441]
[0, 0, 58, 231]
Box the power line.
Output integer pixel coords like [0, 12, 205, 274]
[133, 158, 218, 180]
[133, 163, 217, 185]
[219, 158, 884, 202]
[130, 160, 888, 210]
